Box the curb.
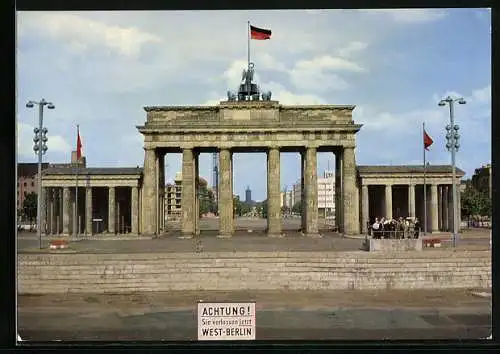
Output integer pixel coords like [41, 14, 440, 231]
[470, 291, 491, 299]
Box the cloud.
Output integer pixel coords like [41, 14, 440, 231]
[472, 84, 491, 104]
[17, 122, 71, 158]
[289, 55, 365, 92]
[19, 12, 163, 58]
[295, 55, 366, 73]
[361, 9, 448, 23]
[337, 41, 368, 58]
[263, 82, 326, 105]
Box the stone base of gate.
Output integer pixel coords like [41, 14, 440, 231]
[369, 238, 423, 252]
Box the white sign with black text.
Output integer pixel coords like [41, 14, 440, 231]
[197, 302, 256, 340]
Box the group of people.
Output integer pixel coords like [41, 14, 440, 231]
[368, 216, 421, 239]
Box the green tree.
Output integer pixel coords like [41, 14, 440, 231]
[281, 206, 290, 216]
[23, 192, 37, 224]
[233, 195, 242, 216]
[261, 199, 268, 218]
[240, 202, 252, 216]
[461, 185, 491, 218]
[291, 201, 302, 215]
[198, 178, 216, 217]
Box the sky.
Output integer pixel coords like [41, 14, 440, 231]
[17, 9, 491, 202]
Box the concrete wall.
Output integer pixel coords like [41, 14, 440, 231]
[18, 251, 491, 294]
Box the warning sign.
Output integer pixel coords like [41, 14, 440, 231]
[197, 302, 256, 340]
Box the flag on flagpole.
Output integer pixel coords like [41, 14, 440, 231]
[422, 123, 433, 235]
[76, 125, 83, 161]
[423, 130, 434, 151]
[250, 25, 272, 40]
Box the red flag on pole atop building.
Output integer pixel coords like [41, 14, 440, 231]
[423, 130, 433, 151]
[76, 125, 83, 160]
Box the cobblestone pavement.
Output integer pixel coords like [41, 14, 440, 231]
[18, 289, 491, 341]
[16, 219, 490, 253]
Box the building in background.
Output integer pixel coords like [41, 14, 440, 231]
[17, 151, 85, 217]
[291, 170, 335, 217]
[280, 189, 295, 209]
[166, 172, 183, 219]
[318, 170, 335, 218]
[292, 183, 301, 207]
[165, 172, 213, 220]
[17, 162, 49, 218]
[245, 186, 252, 204]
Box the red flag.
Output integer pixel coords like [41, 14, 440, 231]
[250, 25, 271, 40]
[423, 130, 433, 151]
[76, 125, 83, 160]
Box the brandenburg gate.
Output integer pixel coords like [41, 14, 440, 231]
[138, 100, 362, 238]
[39, 64, 463, 238]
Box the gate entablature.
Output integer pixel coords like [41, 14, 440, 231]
[137, 101, 362, 149]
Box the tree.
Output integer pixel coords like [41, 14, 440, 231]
[281, 205, 290, 216]
[461, 185, 491, 219]
[198, 178, 216, 217]
[240, 202, 252, 216]
[291, 201, 302, 215]
[233, 195, 242, 216]
[23, 192, 37, 225]
[260, 199, 268, 218]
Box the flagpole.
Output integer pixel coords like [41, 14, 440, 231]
[247, 20, 251, 101]
[247, 21, 251, 69]
[75, 124, 79, 237]
[423, 122, 427, 236]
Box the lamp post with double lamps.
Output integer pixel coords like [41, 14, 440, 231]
[438, 95, 465, 248]
[26, 99, 55, 249]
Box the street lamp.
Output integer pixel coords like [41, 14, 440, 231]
[26, 98, 55, 249]
[438, 95, 465, 248]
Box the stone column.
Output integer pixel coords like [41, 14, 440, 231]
[158, 151, 165, 234]
[430, 184, 439, 232]
[437, 186, 443, 231]
[447, 186, 454, 232]
[218, 148, 233, 238]
[267, 147, 282, 237]
[40, 187, 47, 235]
[335, 151, 343, 232]
[155, 152, 159, 234]
[158, 152, 165, 232]
[304, 147, 319, 237]
[85, 187, 93, 235]
[46, 188, 52, 235]
[361, 184, 369, 234]
[62, 187, 70, 235]
[443, 185, 449, 231]
[142, 148, 157, 235]
[384, 184, 392, 220]
[49, 189, 55, 234]
[456, 184, 461, 232]
[431, 184, 439, 233]
[181, 148, 195, 238]
[108, 187, 116, 234]
[300, 151, 306, 231]
[408, 184, 415, 218]
[342, 147, 359, 235]
[131, 186, 139, 234]
[195, 152, 200, 236]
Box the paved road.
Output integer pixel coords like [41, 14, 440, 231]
[16, 220, 490, 253]
[18, 307, 491, 341]
[18, 289, 491, 341]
